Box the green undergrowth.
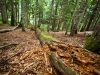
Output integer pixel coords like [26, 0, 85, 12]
[84, 35, 100, 54]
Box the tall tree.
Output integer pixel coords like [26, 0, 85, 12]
[47, 0, 54, 32]
[10, 0, 16, 26]
[70, 0, 88, 36]
[0, 0, 8, 24]
[34, 0, 38, 29]
[21, 0, 26, 31]
[21, 0, 29, 31]
[85, 0, 100, 31]
[57, 0, 64, 31]
[52, 0, 59, 31]
[65, 0, 79, 35]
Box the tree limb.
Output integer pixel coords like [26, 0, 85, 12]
[0, 25, 19, 33]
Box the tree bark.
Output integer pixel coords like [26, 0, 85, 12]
[85, 1, 99, 31]
[47, 0, 54, 32]
[49, 52, 78, 75]
[65, 0, 79, 35]
[21, 0, 27, 31]
[70, 0, 88, 36]
[0, 0, 8, 24]
[52, 0, 59, 31]
[57, 1, 64, 31]
[11, 0, 16, 26]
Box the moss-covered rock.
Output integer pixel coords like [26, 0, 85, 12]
[84, 35, 100, 54]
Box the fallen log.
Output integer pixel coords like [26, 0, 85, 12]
[36, 28, 60, 46]
[0, 25, 19, 33]
[35, 28, 100, 75]
[49, 52, 78, 75]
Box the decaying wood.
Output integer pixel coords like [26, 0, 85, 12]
[0, 43, 18, 50]
[36, 28, 100, 75]
[0, 25, 19, 33]
[36, 28, 60, 46]
[49, 52, 78, 75]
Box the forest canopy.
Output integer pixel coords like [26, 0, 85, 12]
[0, 0, 100, 52]
[0, 0, 99, 33]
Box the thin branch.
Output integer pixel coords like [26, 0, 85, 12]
[0, 43, 18, 50]
[0, 25, 19, 33]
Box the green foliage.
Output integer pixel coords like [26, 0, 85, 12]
[1, 0, 98, 31]
[84, 35, 100, 53]
[0, 19, 2, 24]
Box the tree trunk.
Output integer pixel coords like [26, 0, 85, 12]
[47, 0, 54, 32]
[57, 1, 64, 31]
[0, 0, 8, 24]
[34, 0, 38, 32]
[49, 52, 78, 75]
[70, 0, 88, 36]
[85, 1, 99, 31]
[92, 14, 100, 31]
[65, 0, 79, 35]
[21, 0, 26, 31]
[52, 0, 59, 31]
[11, 0, 16, 26]
[18, 1, 19, 23]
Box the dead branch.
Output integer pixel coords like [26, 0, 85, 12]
[0, 43, 18, 50]
[0, 44, 28, 64]
[44, 52, 48, 65]
[0, 25, 19, 33]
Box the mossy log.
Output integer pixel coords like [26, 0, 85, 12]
[36, 28, 100, 75]
[36, 28, 60, 46]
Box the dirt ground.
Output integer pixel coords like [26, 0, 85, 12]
[0, 25, 94, 75]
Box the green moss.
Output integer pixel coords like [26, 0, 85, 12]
[41, 32, 53, 39]
[36, 28, 53, 39]
[84, 35, 100, 53]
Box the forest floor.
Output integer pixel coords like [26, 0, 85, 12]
[0, 25, 100, 75]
